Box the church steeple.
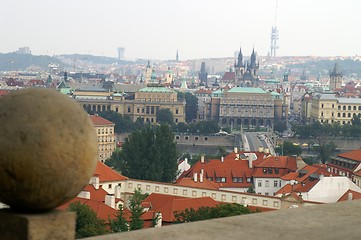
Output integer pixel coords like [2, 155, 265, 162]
[250, 47, 256, 67]
[236, 47, 243, 68]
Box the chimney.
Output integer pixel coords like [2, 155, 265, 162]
[221, 156, 224, 163]
[77, 190, 90, 199]
[201, 168, 204, 176]
[258, 146, 264, 152]
[235, 153, 239, 160]
[193, 172, 198, 182]
[105, 194, 115, 209]
[200, 173, 204, 183]
[185, 158, 188, 165]
[91, 174, 100, 190]
[234, 147, 238, 153]
[265, 148, 270, 154]
[348, 192, 353, 201]
[201, 155, 205, 163]
[114, 185, 121, 199]
[248, 155, 253, 168]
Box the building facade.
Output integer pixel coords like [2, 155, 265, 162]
[310, 93, 361, 125]
[90, 115, 116, 162]
[74, 84, 185, 125]
[206, 87, 287, 127]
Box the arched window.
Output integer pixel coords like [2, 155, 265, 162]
[348, 106, 351, 110]
[342, 113, 346, 117]
[343, 106, 346, 110]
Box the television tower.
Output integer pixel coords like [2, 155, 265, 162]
[270, 1, 279, 57]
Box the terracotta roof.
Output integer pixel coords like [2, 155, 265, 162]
[337, 189, 361, 202]
[83, 184, 110, 202]
[337, 149, 361, 162]
[89, 115, 115, 126]
[58, 198, 118, 223]
[221, 72, 236, 81]
[253, 156, 297, 178]
[175, 177, 219, 190]
[353, 169, 361, 177]
[94, 162, 128, 182]
[143, 193, 219, 222]
[179, 151, 268, 189]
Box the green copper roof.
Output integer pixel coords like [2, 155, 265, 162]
[138, 86, 173, 93]
[211, 89, 224, 97]
[264, 79, 280, 84]
[228, 87, 266, 94]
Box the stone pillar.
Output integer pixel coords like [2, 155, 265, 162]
[0, 210, 76, 240]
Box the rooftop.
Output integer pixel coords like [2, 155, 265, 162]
[228, 87, 266, 94]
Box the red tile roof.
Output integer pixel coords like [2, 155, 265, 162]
[221, 72, 236, 81]
[337, 149, 361, 162]
[89, 115, 115, 126]
[179, 151, 270, 189]
[58, 198, 118, 223]
[337, 189, 361, 202]
[253, 156, 297, 178]
[83, 184, 110, 202]
[175, 177, 219, 190]
[143, 193, 219, 222]
[94, 162, 128, 183]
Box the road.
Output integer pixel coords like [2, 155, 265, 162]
[244, 132, 276, 155]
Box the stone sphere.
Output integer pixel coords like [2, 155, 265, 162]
[0, 88, 98, 211]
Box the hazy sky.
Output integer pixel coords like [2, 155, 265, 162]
[1, 0, 360, 60]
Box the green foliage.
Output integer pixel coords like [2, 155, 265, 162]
[129, 189, 145, 230]
[293, 121, 361, 139]
[275, 141, 303, 156]
[156, 108, 174, 125]
[119, 124, 178, 182]
[247, 185, 255, 193]
[274, 120, 287, 133]
[184, 92, 198, 122]
[173, 203, 253, 223]
[313, 141, 337, 164]
[67, 201, 108, 239]
[109, 205, 129, 233]
[98, 110, 144, 134]
[152, 213, 161, 227]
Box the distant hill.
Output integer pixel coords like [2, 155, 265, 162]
[57, 54, 135, 65]
[287, 59, 361, 78]
[0, 53, 65, 71]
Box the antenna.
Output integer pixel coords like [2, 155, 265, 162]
[270, 0, 279, 57]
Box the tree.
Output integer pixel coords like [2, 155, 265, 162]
[247, 185, 255, 193]
[109, 205, 129, 233]
[120, 124, 178, 182]
[174, 203, 252, 223]
[67, 201, 108, 239]
[313, 141, 337, 163]
[275, 141, 302, 156]
[129, 189, 145, 230]
[156, 108, 174, 125]
[184, 92, 198, 122]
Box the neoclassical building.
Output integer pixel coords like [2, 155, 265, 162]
[73, 79, 185, 124]
[310, 93, 361, 125]
[206, 87, 287, 127]
[89, 115, 116, 162]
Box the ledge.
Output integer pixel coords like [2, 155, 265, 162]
[85, 200, 361, 240]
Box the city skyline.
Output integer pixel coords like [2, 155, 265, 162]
[1, 0, 361, 60]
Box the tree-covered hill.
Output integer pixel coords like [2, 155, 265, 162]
[0, 53, 65, 71]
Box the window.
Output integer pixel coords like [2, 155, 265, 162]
[338, 113, 341, 117]
[233, 177, 243, 183]
[343, 106, 346, 110]
[274, 181, 278, 187]
[246, 177, 252, 183]
[263, 168, 267, 174]
[176, 109, 179, 114]
[265, 180, 269, 187]
[265, 192, 269, 196]
[257, 180, 262, 187]
[155, 186, 159, 192]
[348, 106, 351, 110]
[274, 168, 279, 174]
[108, 184, 112, 189]
[127, 106, 131, 113]
[321, 104, 324, 108]
[268, 168, 273, 174]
